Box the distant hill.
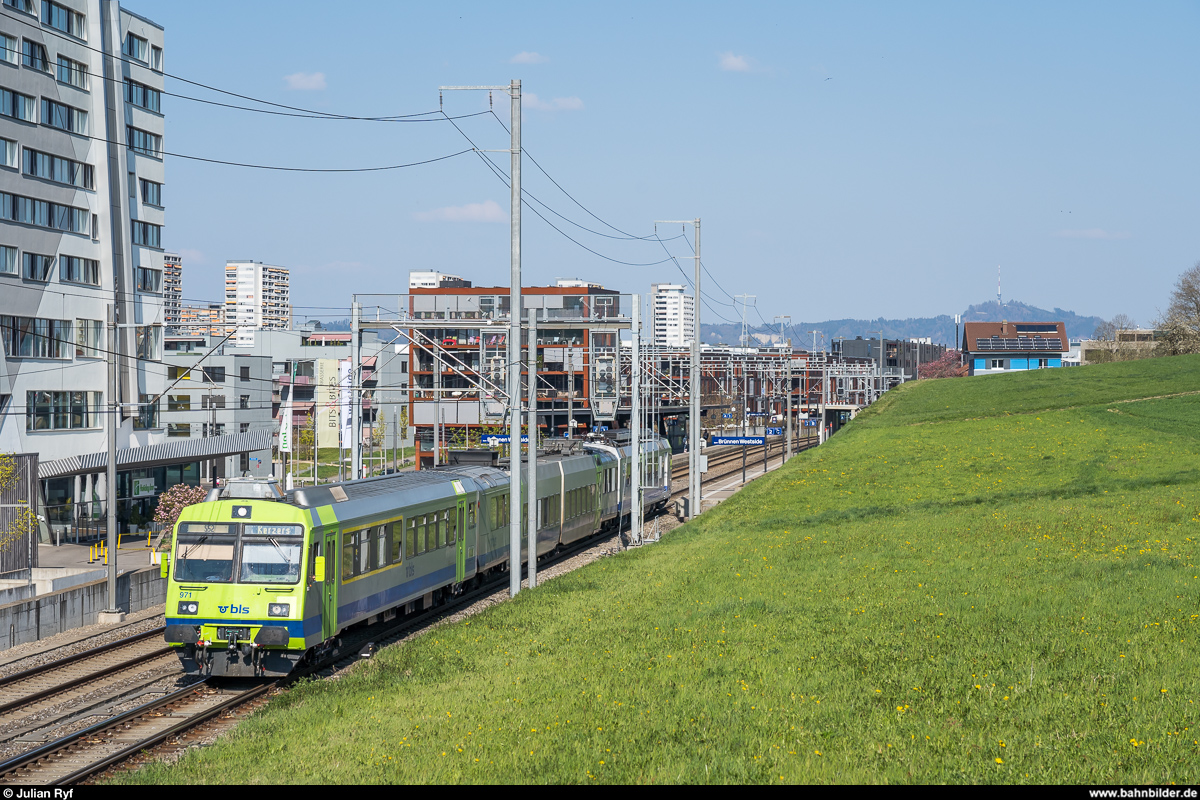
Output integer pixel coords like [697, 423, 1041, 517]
[700, 299, 1105, 349]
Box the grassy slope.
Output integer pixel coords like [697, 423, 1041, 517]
[123, 358, 1200, 784]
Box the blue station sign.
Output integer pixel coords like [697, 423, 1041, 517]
[711, 436, 766, 446]
[483, 435, 530, 444]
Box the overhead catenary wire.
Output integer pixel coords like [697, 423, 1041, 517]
[1, 9, 460, 122]
[439, 112, 677, 268]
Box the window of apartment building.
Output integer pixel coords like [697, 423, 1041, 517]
[202, 366, 224, 383]
[134, 325, 161, 361]
[0, 193, 90, 234]
[2, 317, 71, 358]
[0, 245, 15, 274]
[127, 171, 135, 199]
[202, 422, 225, 437]
[239, 365, 250, 382]
[239, 452, 249, 472]
[42, 1, 86, 39]
[124, 33, 147, 62]
[0, 88, 36, 122]
[136, 266, 161, 292]
[26, 390, 101, 431]
[75, 319, 101, 357]
[167, 395, 189, 411]
[131, 220, 161, 248]
[0, 138, 13, 169]
[150, 44, 162, 72]
[990, 359, 1004, 369]
[140, 179, 162, 207]
[60, 255, 99, 285]
[133, 393, 158, 429]
[23, 148, 93, 189]
[124, 78, 160, 112]
[126, 126, 161, 157]
[1, 34, 17, 65]
[21, 39, 48, 71]
[3, 0, 37, 14]
[41, 99, 87, 134]
[239, 394, 249, 409]
[239, 422, 249, 434]
[22, 252, 53, 281]
[56, 55, 87, 89]
[167, 422, 190, 437]
[201, 394, 225, 409]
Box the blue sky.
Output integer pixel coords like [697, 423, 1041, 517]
[136, 0, 1200, 332]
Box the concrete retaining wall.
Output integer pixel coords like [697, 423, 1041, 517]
[0, 567, 166, 650]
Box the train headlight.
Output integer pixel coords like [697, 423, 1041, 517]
[268, 603, 290, 617]
[177, 601, 199, 615]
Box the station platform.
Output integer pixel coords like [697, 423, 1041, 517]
[36, 538, 159, 572]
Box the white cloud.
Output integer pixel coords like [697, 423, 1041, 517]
[511, 51, 548, 64]
[524, 93, 584, 111]
[284, 72, 327, 91]
[718, 51, 752, 72]
[1055, 228, 1131, 240]
[415, 200, 506, 223]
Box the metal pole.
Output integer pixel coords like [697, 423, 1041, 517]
[631, 295, 641, 545]
[691, 219, 701, 518]
[392, 407, 398, 472]
[785, 354, 792, 460]
[508, 79, 522, 599]
[312, 396, 318, 485]
[103, 304, 119, 618]
[351, 301, 362, 479]
[527, 307, 537, 588]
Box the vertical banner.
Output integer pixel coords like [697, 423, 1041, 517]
[338, 359, 352, 449]
[279, 391, 293, 453]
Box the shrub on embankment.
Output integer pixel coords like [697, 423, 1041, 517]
[120, 356, 1200, 784]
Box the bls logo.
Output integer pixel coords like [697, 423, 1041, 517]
[217, 604, 249, 614]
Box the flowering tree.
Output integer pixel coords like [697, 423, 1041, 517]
[153, 483, 209, 541]
[918, 349, 968, 379]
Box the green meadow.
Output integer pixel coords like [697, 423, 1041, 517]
[124, 357, 1200, 784]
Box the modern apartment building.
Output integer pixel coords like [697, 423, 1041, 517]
[0, 0, 167, 465]
[404, 273, 629, 469]
[162, 250, 180, 330]
[650, 283, 694, 348]
[177, 302, 223, 337]
[224, 259, 290, 347]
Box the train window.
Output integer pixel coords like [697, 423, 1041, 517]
[448, 508, 457, 545]
[376, 525, 388, 569]
[407, 518, 418, 557]
[468, 502, 477, 528]
[341, 532, 354, 579]
[358, 529, 370, 575]
[307, 541, 320, 582]
[391, 521, 403, 562]
[437, 510, 448, 548]
[422, 514, 433, 553]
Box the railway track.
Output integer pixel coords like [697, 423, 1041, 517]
[0, 628, 179, 722]
[0, 680, 272, 785]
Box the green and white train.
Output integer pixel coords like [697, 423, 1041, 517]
[162, 434, 672, 677]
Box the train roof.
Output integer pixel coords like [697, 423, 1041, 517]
[289, 466, 506, 510]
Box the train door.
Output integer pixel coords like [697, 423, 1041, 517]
[322, 530, 338, 640]
[455, 496, 467, 585]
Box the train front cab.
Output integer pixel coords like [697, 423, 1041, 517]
[163, 500, 323, 678]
